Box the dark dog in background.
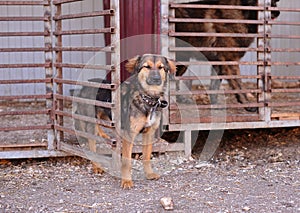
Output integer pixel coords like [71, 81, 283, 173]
[75, 54, 176, 189]
[175, 0, 281, 112]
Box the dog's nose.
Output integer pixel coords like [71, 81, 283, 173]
[147, 70, 162, 85]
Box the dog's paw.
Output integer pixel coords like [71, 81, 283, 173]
[146, 172, 160, 180]
[121, 179, 134, 189]
[92, 163, 104, 174]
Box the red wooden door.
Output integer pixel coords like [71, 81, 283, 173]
[104, 0, 161, 81]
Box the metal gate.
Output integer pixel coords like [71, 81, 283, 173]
[0, 0, 121, 159]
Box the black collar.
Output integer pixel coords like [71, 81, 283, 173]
[140, 94, 168, 109]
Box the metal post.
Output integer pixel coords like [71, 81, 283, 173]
[257, 0, 272, 122]
[54, 2, 64, 145]
[44, 0, 55, 150]
[110, 0, 121, 173]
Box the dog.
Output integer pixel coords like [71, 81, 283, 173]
[175, 0, 281, 112]
[75, 54, 176, 189]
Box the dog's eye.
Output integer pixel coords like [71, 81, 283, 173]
[143, 65, 151, 69]
[158, 65, 164, 69]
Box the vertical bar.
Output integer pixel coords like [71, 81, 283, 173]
[44, 0, 55, 149]
[161, 0, 173, 127]
[257, 0, 272, 122]
[184, 130, 191, 158]
[111, 0, 121, 172]
[54, 3, 64, 145]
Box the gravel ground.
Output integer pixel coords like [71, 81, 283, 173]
[1, 128, 300, 213]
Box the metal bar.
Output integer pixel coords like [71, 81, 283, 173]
[53, 28, 114, 36]
[170, 89, 261, 95]
[53, 0, 83, 4]
[54, 79, 116, 90]
[169, 17, 264, 25]
[54, 10, 114, 20]
[53, 46, 113, 52]
[0, 143, 47, 149]
[271, 88, 300, 93]
[110, 0, 122, 167]
[54, 125, 116, 147]
[0, 1, 49, 5]
[54, 63, 113, 70]
[270, 48, 300, 52]
[268, 102, 300, 107]
[161, 0, 173, 127]
[169, 102, 264, 110]
[0, 109, 50, 116]
[0, 150, 69, 159]
[0, 47, 50, 52]
[169, 47, 263, 52]
[169, 114, 260, 124]
[44, 0, 55, 150]
[268, 61, 300, 66]
[54, 3, 64, 145]
[169, 32, 262, 38]
[268, 34, 300, 39]
[268, 7, 300, 12]
[55, 110, 114, 127]
[54, 94, 114, 109]
[271, 76, 300, 80]
[0, 17, 47, 21]
[175, 75, 261, 80]
[0, 125, 52, 132]
[0, 63, 51, 68]
[170, 3, 263, 11]
[0, 32, 49, 37]
[0, 78, 52, 84]
[0, 94, 52, 101]
[175, 61, 264, 66]
[268, 20, 300, 26]
[167, 120, 300, 131]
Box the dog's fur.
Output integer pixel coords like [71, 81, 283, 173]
[175, 0, 280, 111]
[76, 54, 176, 189]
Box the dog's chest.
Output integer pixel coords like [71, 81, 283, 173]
[145, 111, 158, 127]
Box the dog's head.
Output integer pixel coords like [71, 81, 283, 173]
[125, 54, 176, 96]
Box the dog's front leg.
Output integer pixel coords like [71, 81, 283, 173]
[121, 139, 134, 189]
[142, 128, 160, 180]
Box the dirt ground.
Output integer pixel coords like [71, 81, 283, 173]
[0, 127, 299, 213]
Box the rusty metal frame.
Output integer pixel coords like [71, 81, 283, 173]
[161, 0, 300, 156]
[0, 0, 67, 159]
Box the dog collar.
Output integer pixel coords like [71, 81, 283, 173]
[141, 94, 168, 109]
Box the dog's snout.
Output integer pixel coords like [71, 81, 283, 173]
[147, 70, 162, 85]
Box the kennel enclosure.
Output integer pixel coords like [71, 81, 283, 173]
[1, 0, 300, 159]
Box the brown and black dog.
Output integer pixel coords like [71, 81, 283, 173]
[75, 54, 176, 189]
[175, 0, 280, 112]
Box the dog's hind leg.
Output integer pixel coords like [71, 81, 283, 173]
[88, 123, 104, 174]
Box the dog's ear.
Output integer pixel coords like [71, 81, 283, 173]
[125, 55, 141, 73]
[163, 58, 176, 80]
[166, 59, 177, 75]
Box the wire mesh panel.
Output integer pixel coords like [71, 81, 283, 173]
[0, 0, 57, 157]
